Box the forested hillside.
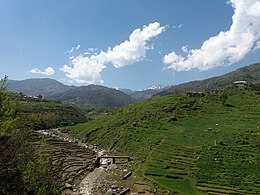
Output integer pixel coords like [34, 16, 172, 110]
[48, 85, 136, 109]
[12, 93, 88, 130]
[156, 62, 260, 96]
[7, 79, 135, 109]
[1, 77, 61, 194]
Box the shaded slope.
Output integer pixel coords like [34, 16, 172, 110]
[49, 85, 136, 109]
[7, 79, 135, 109]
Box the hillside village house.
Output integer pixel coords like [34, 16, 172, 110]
[233, 81, 247, 87]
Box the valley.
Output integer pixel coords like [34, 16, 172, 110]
[1, 63, 260, 194]
[64, 83, 260, 194]
[1, 0, 260, 194]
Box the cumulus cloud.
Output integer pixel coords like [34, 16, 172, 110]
[61, 52, 107, 84]
[31, 67, 55, 75]
[164, 0, 260, 71]
[61, 22, 166, 84]
[254, 41, 260, 51]
[107, 22, 165, 68]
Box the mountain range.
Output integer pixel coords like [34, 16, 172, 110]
[6, 62, 260, 108]
[118, 84, 171, 101]
[6, 80, 170, 108]
[7, 79, 135, 109]
[7, 78, 71, 97]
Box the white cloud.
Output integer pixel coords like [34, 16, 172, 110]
[178, 24, 183, 29]
[84, 52, 91, 55]
[61, 22, 166, 84]
[164, 0, 260, 71]
[61, 52, 107, 84]
[75, 44, 80, 50]
[31, 67, 55, 75]
[107, 22, 165, 68]
[181, 45, 188, 53]
[65, 44, 81, 54]
[254, 41, 260, 51]
[172, 24, 183, 29]
[87, 48, 96, 52]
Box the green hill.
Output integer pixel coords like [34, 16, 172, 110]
[49, 85, 136, 109]
[64, 84, 260, 194]
[7, 78, 72, 97]
[156, 62, 260, 96]
[7, 79, 135, 110]
[11, 93, 88, 130]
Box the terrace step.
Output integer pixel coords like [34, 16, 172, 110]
[196, 183, 256, 195]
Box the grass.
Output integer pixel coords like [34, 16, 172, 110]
[64, 86, 260, 194]
[15, 96, 88, 130]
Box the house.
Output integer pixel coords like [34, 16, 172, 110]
[186, 92, 205, 97]
[233, 81, 247, 87]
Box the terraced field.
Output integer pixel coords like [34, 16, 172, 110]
[145, 143, 202, 194]
[33, 133, 95, 193]
[65, 86, 260, 194]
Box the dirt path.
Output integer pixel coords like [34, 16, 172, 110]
[77, 168, 106, 195]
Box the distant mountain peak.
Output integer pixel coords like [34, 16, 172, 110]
[144, 84, 168, 91]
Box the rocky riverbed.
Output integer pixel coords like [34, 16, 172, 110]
[36, 129, 134, 195]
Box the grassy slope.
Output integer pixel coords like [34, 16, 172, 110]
[13, 95, 88, 130]
[65, 86, 260, 194]
[156, 62, 260, 96]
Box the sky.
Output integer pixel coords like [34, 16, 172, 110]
[0, 0, 259, 90]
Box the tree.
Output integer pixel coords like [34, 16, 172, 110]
[0, 76, 17, 134]
[219, 89, 228, 106]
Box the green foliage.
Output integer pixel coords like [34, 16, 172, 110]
[219, 89, 228, 105]
[0, 76, 17, 134]
[21, 153, 59, 194]
[0, 135, 25, 194]
[0, 77, 62, 194]
[49, 85, 136, 109]
[12, 94, 88, 130]
[65, 86, 260, 194]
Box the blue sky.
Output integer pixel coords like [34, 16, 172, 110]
[0, 0, 259, 90]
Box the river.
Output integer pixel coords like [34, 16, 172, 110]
[36, 129, 130, 195]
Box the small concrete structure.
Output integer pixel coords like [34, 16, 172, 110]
[233, 81, 247, 87]
[123, 172, 132, 180]
[118, 188, 130, 195]
[96, 156, 131, 167]
[186, 92, 205, 97]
